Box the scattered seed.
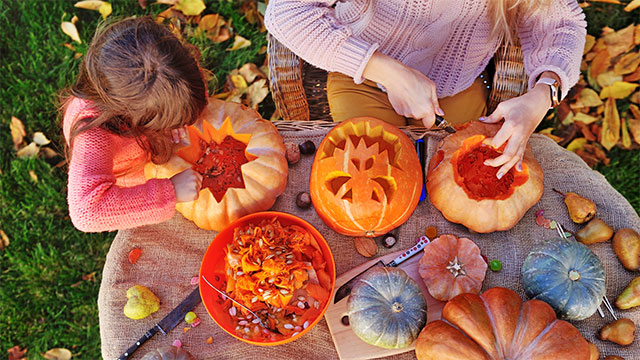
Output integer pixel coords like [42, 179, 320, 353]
[297, 301, 305, 309]
[297, 296, 305, 301]
[284, 324, 294, 329]
[314, 301, 320, 309]
[244, 327, 250, 333]
[229, 307, 237, 316]
[252, 296, 258, 303]
[238, 320, 249, 326]
[237, 271, 244, 276]
[252, 318, 261, 324]
[286, 254, 294, 259]
[286, 260, 293, 264]
[292, 331, 299, 337]
[303, 321, 309, 329]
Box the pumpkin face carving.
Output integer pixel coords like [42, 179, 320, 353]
[145, 100, 288, 231]
[427, 121, 544, 233]
[310, 117, 422, 237]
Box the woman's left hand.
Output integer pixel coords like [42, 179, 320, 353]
[479, 83, 552, 178]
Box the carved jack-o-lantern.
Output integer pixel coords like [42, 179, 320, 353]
[310, 117, 422, 237]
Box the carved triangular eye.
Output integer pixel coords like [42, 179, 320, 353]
[342, 189, 353, 202]
[371, 189, 381, 203]
[326, 174, 352, 195]
[365, 157, 374, 170]
[351, 158, 360, 170]
[372, 176, 396, 202]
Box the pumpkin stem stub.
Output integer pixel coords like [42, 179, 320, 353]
[446, 256, 467, 278]
[569, 269, 581, 281]
[392, 302, 403, 313]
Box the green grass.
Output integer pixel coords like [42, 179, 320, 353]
[0, 1, 638, 358]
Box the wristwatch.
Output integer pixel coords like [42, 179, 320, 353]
[536, 77, 562, 109]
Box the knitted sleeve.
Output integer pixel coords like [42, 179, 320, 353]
[517, 0, 587, 99]
[67, 125, 177, 233]
[264, 0, 379, 84]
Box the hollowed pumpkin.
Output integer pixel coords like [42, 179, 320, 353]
[145, 100, 288, 231]
[310, 117, 422, 237]
[427, 121, 543, 233]
[415, 287, 590, 360]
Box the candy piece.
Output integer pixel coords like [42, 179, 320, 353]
[425, 226, 437, 239]
[183, 327, 190, 333]
[191, 317, 201, 327]
[185, 311, 197, 324]
[536, 209, 545, 217]
[489, 260, 502, 272]
[382, 233, 397, 248]
[172, 339, 182, 348]
[549, 220, 557, 229]
[206, 336, 214, 344]
[190, 276, 199, 285]
[128, 248, 142, 264]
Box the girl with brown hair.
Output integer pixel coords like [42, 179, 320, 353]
[61, 17, 208, 232]
[265, 0, 586, 178]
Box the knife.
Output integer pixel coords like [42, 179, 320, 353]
[117, 286, 201, 360]
[334, 235, 431, 303]
[435, 115, 456, 134]
[416, 138, 426, 202]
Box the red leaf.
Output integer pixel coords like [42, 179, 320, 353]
[8, 346, 27, 360]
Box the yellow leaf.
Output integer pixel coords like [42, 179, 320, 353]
[33, 132, 50, 146]
[603, 23, 636, 57]
[613, 51, 640, 75]
[600, 81, 639, 99]
[238, 63, 265, 83]
[562, 111, 574, 126]
[596, 71, 622, 88]
[61, 21, 81, 43]
[624, 0, 640, 11]
[0, 229, 9, 250]
[579, 88, 603, 107]
[635, 24, 640, 45]
[589, 51, 611, 80]
[630, 104, 640, 119]
[29, 170, 38, 183]
[16, 142, 39, 158]
[227, 35, 251, 51]
[10, 116, 26, 150]
[589, 0, 621, 3]
[230, 74, 248, 91]
[246, 79, 269, 109]
[74, 0, 106, 10]
[574, 112, 599, 124]
[156, 0, 178, 4]
[99, 2, 112, 19]
[601, 97, 620, 150]
[628, 106, 640, 144]
[632, 91, 640, 104]
[175, 0, 206, 16]
[567, 137, 588, 153]
[43, 348, 72, 360]
[538, 128, 563, 143]
[622, 118, 632, 148]
[584, 34, 595, 54]
[71, 15, 79, 24]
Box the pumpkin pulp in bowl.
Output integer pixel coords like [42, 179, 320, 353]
[199, 212, 336, 345]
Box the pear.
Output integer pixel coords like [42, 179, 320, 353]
[613, 228, 640, 271]
[599, 318, 635, 346]
[616, 276, 640, 310]
[576, 218, 614, 244]
[553, 189, 597, 224]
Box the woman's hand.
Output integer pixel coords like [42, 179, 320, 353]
[170, 168, 202, 203]
[479, 83, 552, 178]
[363, 52, 444, 127]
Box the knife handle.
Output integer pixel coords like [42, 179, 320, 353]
[387, 235, 430, 267]
[117, 328, 157, 360]
[416, 139, 426, 202]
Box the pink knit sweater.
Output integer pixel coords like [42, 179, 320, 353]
[264, 0, 586, 99]
[63, 97, 176, 232]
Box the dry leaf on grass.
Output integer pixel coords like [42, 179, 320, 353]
[579, 88, 603, 107]
[74, 0, 112, 19]
[613, 51, 640, 75]
[629, 105, 640, 144]
[174, 0, 206, 16]
[567, 137, 588, 152]
[239, 63, 265, 83]
[0, 230, 10, 250]
[28, 170, 38, 183]
[589, 51, 611, 79]
[596, 71, 622, 88]
[601, 97, 620, 150]
[16, 142, 39, 158]
[61, 22, 81, 43]
[246, 79, 269, 109]
[538, 128, 563, 143]
[574, 112, 599, 124]
[632, 91, 640, 103]
[600, 81, 639, 99]
[584, 34, 596, 54]
[33, 132, 51, 146]
[624, 0, 640, 11]
[602, 23, 636, 57]
[227, 35, 251, 51]
[43, 348, 72, 360]
[587, 0, 621, 3]
[622, 118, 632, 148]
[625, 66, 640, 82]
[10, 116, 26, 150]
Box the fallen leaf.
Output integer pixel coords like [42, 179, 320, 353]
[574, 112, 599, 124]
[8, 346, 26, 360]
[229, 74, 248, 92]
[603, 23, 636, 57]
[43, 348, 72, 360]
[63, 43, 76, 51]
[199, 13, 222, 35]
[10, 116, 26, 150]
[16, 142, 39, 158]
[584, 34, 596, 54]
[631, 104, 640, 119]
[585, 143, 610, 165]
[74, 53, 83, 60]
[156, 0, 178, 4]
[567, 137, 588, 152]
[28, 170, 38, 183]
[33, 132, 51, 146]
[206, 336, 214, 344]
[175, 0, 206, 16]
[74, 1, 111, 19]
[61, 22, 81, 43]
[138, 0, 146, 9]
[227, 35, 251, 51]
[624, 0, 640, 11]
[596, 71, 622, 88]
[589, 51, 611, 80]
[239, 0, 266, 32]
[579, 1, 590, 7]
[258, 45, 267, 55]
[71, 15, 79, 24]
[579, 88, 604, 107]
[622, 118, 632, 148]
[601, 97, 620, 150]
[589, 0, 621, 3]
[636, 24, 640, 45]
[600, 81, 639, 99]
[614, 52, 640, 75]
[628, 117, 640, 144]
[562, 111, 574, 126]
[576, 121, 597, 141]
[0, 230, 9, 250]
[238, 63, 265, 83]
[98, 2, 112, 19]
[624, 66, 640, 82]
[246, 79, 269, 109]
[215, 27, 232, 43]
[632, 91, 640, 104]
[41, 147, 59, 159]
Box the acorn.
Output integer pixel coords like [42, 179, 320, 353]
[381, 233, 397, 248]
[298, 140, 316, 155]
[295, 192, 312, 209]
[285, 142, 300, 164]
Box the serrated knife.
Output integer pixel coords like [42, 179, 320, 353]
[117, 286, 201, 360]
[333, 235, 431, 303]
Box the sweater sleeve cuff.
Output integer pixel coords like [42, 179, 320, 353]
[332, 36, 379, 84]
[151, 178, 178, 221]
[527, 64, 572, 100]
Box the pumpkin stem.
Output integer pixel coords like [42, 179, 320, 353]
[568, 269, 581, 281]
[392, 302, 403, 313]
[446, 256, 467, 278]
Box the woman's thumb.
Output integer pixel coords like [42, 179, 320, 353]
[479, 106, 503, 123]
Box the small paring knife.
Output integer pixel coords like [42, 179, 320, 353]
[333, 235, 431, 303]
[117, 286, 201, 360]
[435, 115, 456, 134]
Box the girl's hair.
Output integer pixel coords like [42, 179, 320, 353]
[488, 0, 552, 45]
[63, 16, 208, 164]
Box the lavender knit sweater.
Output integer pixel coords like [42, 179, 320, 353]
[264, 0, 586, 99]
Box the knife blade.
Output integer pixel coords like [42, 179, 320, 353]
[117, 286, 201, 360]
[435, 115, 456, 134]
[416, 138, 426, 202]
[333, 235, 431, 303]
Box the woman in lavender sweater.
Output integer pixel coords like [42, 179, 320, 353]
[265, 0, 586, 177]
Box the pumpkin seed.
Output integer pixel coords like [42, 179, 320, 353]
[252, 318, 261, 324]
[286, 260, 293, 264]
[284, 324, 294, 329]
[280, 289, 289, 294]
[229, 307, 237, 316]
[292, 331, 299, 337]
[297, 296, 305, 301]
[238, 320, 249, 326]
[303, 321, 309, 329]
[294, 326, 302, 331]
[297, 301, 305, 309]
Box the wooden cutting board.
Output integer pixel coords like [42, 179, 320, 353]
[324, 248, 445, 360]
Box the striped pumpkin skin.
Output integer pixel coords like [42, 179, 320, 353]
[310, 117, 422, 237]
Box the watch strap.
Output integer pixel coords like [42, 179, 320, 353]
[536, 77, 561, 109]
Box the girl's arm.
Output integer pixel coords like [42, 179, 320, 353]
[67, 127, 177, 232]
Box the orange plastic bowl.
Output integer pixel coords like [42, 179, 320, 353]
[199, 211, 336, 346]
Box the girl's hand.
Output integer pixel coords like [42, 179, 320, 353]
[363, 52, 444, 128]
[479, 83, 552, 178]
[170, 168, 202, 202]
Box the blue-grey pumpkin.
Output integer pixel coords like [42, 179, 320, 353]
[522, 238, 605, 321]
[347, 267, 427, 349]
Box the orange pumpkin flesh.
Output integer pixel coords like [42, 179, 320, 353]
[415, 287, 590, 360]
[427, 121, 544, 233]
[310, 117, 422, 237]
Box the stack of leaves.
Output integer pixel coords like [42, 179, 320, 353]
[541, 23, 640, 167]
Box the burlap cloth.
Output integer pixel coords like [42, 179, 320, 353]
[99, 128, 640, 360]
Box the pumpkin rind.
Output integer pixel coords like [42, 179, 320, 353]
[426, 121, 544, 233]
[415, 287, 590, 360]
[418, 234, 487, 301]
[522, 238, 606, 321]
[348, 267, 427, 349]
[310, 117, 422, 237]
[145, 100, 288, 231]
